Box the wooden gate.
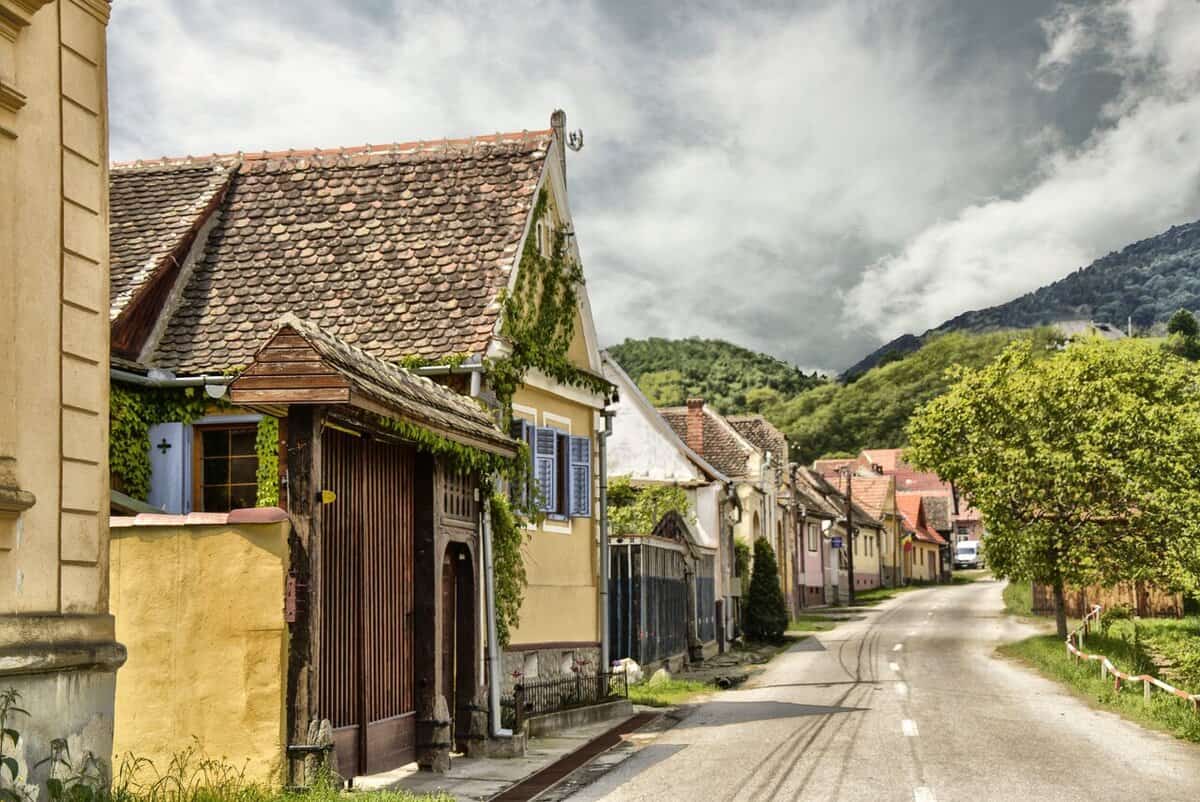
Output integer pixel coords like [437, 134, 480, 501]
[320, 428, 416, 776]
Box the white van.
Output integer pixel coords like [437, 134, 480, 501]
[954, 540, 983, 569]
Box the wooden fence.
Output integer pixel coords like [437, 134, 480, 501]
[1032, 581, 1183, 618]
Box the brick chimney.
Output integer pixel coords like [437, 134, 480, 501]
[686, 398, 705, 456]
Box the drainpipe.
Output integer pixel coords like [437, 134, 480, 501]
[480, 500, 510, 737]
[597, 408, 615, 671]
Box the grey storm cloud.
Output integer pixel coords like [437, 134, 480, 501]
[108, 0, 1200, 371]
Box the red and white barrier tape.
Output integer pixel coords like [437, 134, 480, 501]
[1063, 606, 1199, 710]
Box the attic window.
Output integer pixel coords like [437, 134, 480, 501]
[194, 425, 258, 512]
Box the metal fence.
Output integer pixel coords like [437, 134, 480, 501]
[610, 542, 689, 665]
[696, 555, 716, 644]
[500, 671, 629, 731]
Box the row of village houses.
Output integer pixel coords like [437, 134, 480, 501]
[0, 9, 984, 788]
[95, 115, 984, 782]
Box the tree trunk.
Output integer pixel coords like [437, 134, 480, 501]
[1052, 576, 1068, 640]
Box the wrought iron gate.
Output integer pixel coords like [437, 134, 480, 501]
[320, 428, 416, 776]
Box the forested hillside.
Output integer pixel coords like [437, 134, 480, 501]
[767, 329, 1060, 463]
[845, 218, 1200, 379]
[606, 337, 825, 413]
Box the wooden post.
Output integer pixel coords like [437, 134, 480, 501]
[285, 405, 325, 748]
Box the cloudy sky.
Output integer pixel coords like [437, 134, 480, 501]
[108, 0, 1200, 371]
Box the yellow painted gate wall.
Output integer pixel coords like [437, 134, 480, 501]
[110, 519, 290, 782]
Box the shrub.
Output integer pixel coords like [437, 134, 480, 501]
[744, 538, 788, 641]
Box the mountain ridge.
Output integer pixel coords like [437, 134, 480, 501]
[842, 218, 1200, 379]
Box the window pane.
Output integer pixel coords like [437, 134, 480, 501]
[230, 484, 256, 510]
[202, 429, 229, 458]
[230, 428, 256, 456]
[203, 458, 229, 485]
[203, 485, 230, 512]
[230, 456, 258, 484]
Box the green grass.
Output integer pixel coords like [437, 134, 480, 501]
[116, 750, 447, 802]
[951, 569, 989, 584]
[1002, 579, 1034, 617]
[627, 678, 714, 707]
[851, 583, 924, 606]
[999, 620, 1200, 743]
[789, 615, 838, 633]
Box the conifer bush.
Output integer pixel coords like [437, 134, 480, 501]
[744, 538, 788, 641]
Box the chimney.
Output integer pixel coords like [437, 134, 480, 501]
[686, 398, 705, 456]
[550, 109, 567, 181]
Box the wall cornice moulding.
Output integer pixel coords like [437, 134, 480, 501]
[0, 0, 53, 42]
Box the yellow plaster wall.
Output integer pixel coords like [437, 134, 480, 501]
[906, 542, 940, 582]
[510, 382, 599, 646]
[110, 520, 290, 782]
[0, 0, 110, 616]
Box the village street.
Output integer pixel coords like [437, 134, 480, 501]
[566, 580, 1200, 802]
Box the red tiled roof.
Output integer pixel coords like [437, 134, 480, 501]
[861, 448, 904, 473]
[727, 415, 788, 464]
[659, 406, 752, 478]
[110, 130, 553, 373]
[828, 473, 892, 520]
[813, 458, 854, 475]
[897, 493, 947, 545]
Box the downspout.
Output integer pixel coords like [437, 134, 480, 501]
[480, 500, 510, 737]
[598, 407, 615, 671]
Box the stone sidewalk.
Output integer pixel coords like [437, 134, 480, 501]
[354, 716, 649, 801]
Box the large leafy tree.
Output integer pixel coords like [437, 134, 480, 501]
[906, 338, 1200, 638]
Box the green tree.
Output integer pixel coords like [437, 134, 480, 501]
[607, 476, 692, 535]
[906, 338, 1200, 638]
[744, 538, 789, 640]
[638, 369, 686, 407]
[1167, 308, 1199, 337]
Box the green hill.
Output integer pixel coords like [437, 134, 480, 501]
[844, 218, 1200, 379]
[605, 337, 825, 413]
[768, 328, 1060, 463]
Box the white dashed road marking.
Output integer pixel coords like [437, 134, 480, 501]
[895, 682, 908, 697]
[914, 787, 936, 802]
[893, 643, 904, 652]
[889, 662, 900, 672]
[902, 719, 919, 737]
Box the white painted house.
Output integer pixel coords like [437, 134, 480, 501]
[601, 353, 738, 656]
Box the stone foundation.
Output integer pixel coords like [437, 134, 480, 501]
[500, 644, 601, 694]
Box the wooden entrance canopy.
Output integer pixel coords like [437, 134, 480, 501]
[229, 312, 518, 459]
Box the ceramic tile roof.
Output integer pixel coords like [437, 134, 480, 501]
[109, 161, 235, 321]
[727, 415, 788, 464]
[659, 406, 752, 478]
[861, 448, 904, 473]
[798, 467, 882, 529]
[813, 458, 854, 474]
[238, 314, 518, 456]
[829, 473, 892, 520]
[111, 132, 552, 373]
[917, 492, 953, 532]
[897, 493, 947, 545]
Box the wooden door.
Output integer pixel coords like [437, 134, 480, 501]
[320, 429, 416, 776]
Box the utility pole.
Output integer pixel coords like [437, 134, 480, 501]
[842, 467, 856, 605]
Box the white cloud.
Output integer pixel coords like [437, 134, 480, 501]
[846, 0, 1200, 340]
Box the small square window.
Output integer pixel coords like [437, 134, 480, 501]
[194, 425, 259, 512]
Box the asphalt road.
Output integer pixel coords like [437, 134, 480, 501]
[566, 578, 1200, 802]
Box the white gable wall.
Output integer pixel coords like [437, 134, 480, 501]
[605, 372, 705, 484]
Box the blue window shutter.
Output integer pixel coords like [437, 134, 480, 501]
[568, 435, 591, 517]
[147, 422, 188, 513]
[534, 426, 558, 512]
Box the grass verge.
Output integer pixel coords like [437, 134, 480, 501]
[627, 678, 713, 707]
[852, 583, 924, 606]
[998, 623, 1200, 743]
[1002, 579, 1033, 617]
[789, 615, 838, 633]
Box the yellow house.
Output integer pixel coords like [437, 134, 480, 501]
[897, 493, 946, 582]
[105, 110, 608, 774]
[0, 0, 122, 786]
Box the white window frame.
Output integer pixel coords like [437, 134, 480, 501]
[540, 411, 573, 533]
